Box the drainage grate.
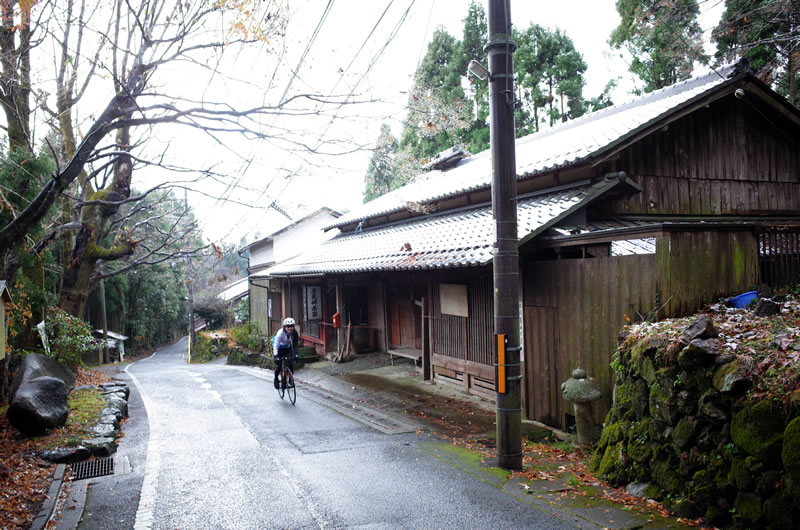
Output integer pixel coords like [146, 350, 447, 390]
[71, 457, 114, 481]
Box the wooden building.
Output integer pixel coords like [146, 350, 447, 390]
[266, 63, 800, 430]
[240, 208, 340, 337]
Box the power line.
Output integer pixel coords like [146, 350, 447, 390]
[309, 0, 418, 152]
[203, 1, 338, 243]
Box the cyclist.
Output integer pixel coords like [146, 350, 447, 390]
[273, 317, 299, 389]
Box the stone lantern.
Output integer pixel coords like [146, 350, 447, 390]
[561, 368, 602, 446]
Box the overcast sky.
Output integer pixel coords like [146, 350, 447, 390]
[186, 0, 725, 246]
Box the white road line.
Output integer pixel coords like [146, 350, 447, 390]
[126, 356, 161, 529]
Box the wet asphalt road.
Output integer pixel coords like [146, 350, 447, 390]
[80, 338, 575, 529]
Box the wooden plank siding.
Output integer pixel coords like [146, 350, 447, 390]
[663, 230, 758, 316]
[430, 269, 495, 396]
[605, 97, 800, 216]
[523, 255, 658, 428]
[759, 227, 800, 290]
[249, 278, 273, 336]
[522, 229, 759, 429]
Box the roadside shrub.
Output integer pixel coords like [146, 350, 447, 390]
[230, 322, 265, 352]
[44, 307, 98, 369]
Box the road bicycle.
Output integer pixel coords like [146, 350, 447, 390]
[275, 351, 297, 405]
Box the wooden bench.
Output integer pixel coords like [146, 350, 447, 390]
[387, 347, 422, 366]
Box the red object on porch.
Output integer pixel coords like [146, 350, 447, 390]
[332, 312, 340, 328]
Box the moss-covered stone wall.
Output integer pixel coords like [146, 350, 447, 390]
[590, 313, 800, 527]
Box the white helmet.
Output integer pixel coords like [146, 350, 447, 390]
[283, 317, 296, 327]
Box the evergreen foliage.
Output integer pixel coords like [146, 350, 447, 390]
[372, 1, 594, 204]
[713, 0, 799, 108]
[363, 123, 400, 203]
[43, 307, 98, 369]
[610, 0, 707, 93]
[515, 25, 589, 133]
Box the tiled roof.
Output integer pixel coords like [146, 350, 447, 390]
[217, 277, 249, 302]
[327, 65, 739, 231]
[268, 177, 633, 276]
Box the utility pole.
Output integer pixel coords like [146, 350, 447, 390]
[184, 190, 196, 351]
[487, 0, 522, 471]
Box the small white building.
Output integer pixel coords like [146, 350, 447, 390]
[93, 329, 128, 361]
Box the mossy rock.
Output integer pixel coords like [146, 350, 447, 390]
[638, 356, 656, 384]
[615, 379, 649, 420]
[733, 492, 764, 526]
[731, 399, 785, 462]
[782, 416, 800, 475]
[755, 469, 781, 498]
[712, 360, 752, 394]
[654, 366, 679, 389]
[651, 457, 682, 493]
[589, 447, 604, 473]
[625, 419, 652, 464]
[764, 491, 795, 529]
[677, 339, 720, 370]
[698, 391, 730, 424]
[707, 447, 735, 490]
[627, 437, 652, 464]
[643, 483, 663, 501]
[630, 334, 664, 365]
[672, 416, 698, 449]
[226, 349, 247, 365]
[703, 505, 727, 527]
[728, 456, 754, 490]
[671, 498, 701, 519]
[649, 381, 679, 424]
[649, 418, 671, 443]
[595, 442, 628, 484]
[689, 470, 715, 506]
[676, 389, 698, 416]
[598, 421, 626, 448]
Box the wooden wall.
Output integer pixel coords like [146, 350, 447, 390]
[523, 229, 758, 429]
[249, 278, 272, 336]
[606, 96, 800, 216]
[759, 226, 800, 289]
[430, 269, 495, 397]
[659, 230, 759, 316]
[524, 254, 658, 427]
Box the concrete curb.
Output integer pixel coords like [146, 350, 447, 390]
[30, 463, 66, 530]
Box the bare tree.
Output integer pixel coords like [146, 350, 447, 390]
[0, 0, 365, 316]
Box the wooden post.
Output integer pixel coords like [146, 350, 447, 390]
[336, 278, 344, 356]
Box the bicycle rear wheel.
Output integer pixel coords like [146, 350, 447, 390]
[286, 370, 296, 405]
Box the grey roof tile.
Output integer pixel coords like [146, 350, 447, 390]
[327, 65, 736, 231]
[268, 177, 629, 276]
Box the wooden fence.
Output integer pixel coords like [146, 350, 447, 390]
[759, 226, 800, 290]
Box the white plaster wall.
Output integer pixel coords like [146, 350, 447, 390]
[273, 212, 339, 263]
[249, 243, 274, 268]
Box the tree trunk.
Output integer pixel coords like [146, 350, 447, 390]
[0, 2, 32, 152]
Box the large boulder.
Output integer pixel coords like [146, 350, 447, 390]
[7, 376, 70, 435]
[9, 353, 75, 400]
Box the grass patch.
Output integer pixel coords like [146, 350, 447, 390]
[420, 441, 511, 487]
[42, 388, 108, 449]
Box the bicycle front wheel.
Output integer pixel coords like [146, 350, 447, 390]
[286, 370, 296, 405]
[277, 370, 285, 400]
